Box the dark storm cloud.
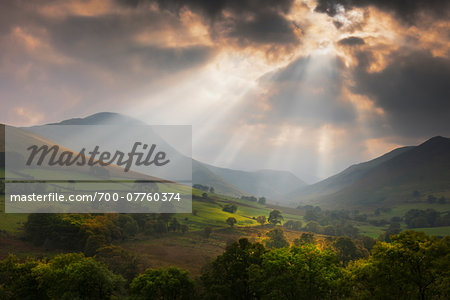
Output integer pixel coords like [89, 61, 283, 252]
[0, 0, 216, 124]
[352, 50, 450, 137]
[227, 11, 296, 45]
[338, 36, 365, 46]
[0, 2, 215, 88]
[255, 55, 356, 127]
[48, 14, 214, 75]
[117, 0, 298, 46]
[315, 0, 450, 23]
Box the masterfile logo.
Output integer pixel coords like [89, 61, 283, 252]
[4, 125, 192, 214]
[26, 142, 170, 172]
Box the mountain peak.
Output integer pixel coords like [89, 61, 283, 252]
[415, 135, 450, 152]
[423, 135, 449, 144]
[49, 112, 146, 126]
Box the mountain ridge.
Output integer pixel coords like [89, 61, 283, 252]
[293, 136, 450, 209]
[44, 112, 306, 199]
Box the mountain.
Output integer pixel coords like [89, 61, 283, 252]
[287, 146, 413, 203]
[41, 112, 306, 199]
[47, 112, 146, 126]
[291, 136, 450, 209]
[192, 160, 245, 197]
[202, 163, 307, 199]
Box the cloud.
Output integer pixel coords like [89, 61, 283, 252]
[249, 54, 357, 128]
[116, 0, 299, 48]
[315, 0, 450, 24]
[352, 50, 450, 138]
[338, 36, 365, 46]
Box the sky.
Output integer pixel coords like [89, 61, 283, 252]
[1, 0, 449, 183]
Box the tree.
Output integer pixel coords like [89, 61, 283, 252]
[304, 210, 319, 222]
[226, 217, 237, 227]
[84, 234, 107, 256]
[33, 253, 124, 299]
[25, 214, 85, 250]
[202, 193, 208, 199]
[168, 218, 181, 232]
[117, 214, 139, 239]
[293, 232, 315, 246]
[265, 228, 289, 249]
[249, 244, 342, 299]
[268, 210, 284, 225]
[203, 226, 212, 238]
[427, 195, 437, 204]
[181, 224, 189, 234]
[334, 237, 364, 266]
[258, 197, 266, 205]
[284, 220, 302, 231]
[209, 187, 215, 193]
[200, 239, 266, 299]
[346, 231, 450, 300]
[222, 204, 237, 213]
[130, 267, 194, 300]
[304, 221, 321, 234]
[0, 255, 45, 300]
[256, 215, 266, 226]
[94, 245, 139, 283]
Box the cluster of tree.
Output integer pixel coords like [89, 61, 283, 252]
[201, 231, 449, 299]
[412, 191, 447, 204]
[1, 231, 448, 299]
[404, 209, 450, 228]
[284, 219, 360, 238]
[427, 194, 447, 204]
[374, 207, 392, 216]
[241, 196, 267, 204]
[264, 228, 370, 265]
[222, 204, 237, 213]
[193, 184, 215, 193]
[268, 210, 284, 225]
[226, 217, 237, 227]
[256, 210, 359, 238]
[24, 213, 189, 256]
[283, 220, 303, 231]
[0, 253, 125, 299]
[298, 205, 369, 226]
[0, 251, 192, 300]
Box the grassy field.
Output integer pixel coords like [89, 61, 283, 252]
[410, 226, 450, 236]
[1, 185, 449, 275]
[121, 226, 328, 275]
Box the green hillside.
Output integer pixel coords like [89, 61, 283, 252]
[293, 136, 450, 210]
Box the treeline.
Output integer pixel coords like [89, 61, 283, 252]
[193, 184, 215, 193]
[297, 205, 450, 231]
[241, 195, 266, 204]
[404, 208, 450, 228]
[24, 213, 189, 256]
[1, 231, 449, 299]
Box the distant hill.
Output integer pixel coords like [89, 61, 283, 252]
[203, 163, 306, 199]
[42, 112, 306, 199]
[291, 136, 450, 209]
[47, 112, 147, 126]
[192, 160, 245, 197]
[287, 146, 413, 203]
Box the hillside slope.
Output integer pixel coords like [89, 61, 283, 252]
[203, 163, 306, 199]
[294, 136, 450, 209]
[44, 112, 306, 198]
[287, 146, 413, 203]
